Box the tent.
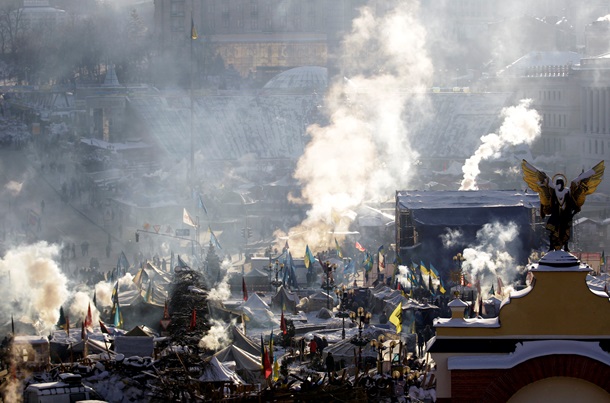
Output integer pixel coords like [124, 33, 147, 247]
[214, 344, 263, 383]
[230, 326, 260, 357]
[200, 356, 245, 384]
[241, 293, 278, 327]
[270, 286, 300, 313]
[298, 291, 334, 312]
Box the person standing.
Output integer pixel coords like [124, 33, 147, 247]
[309, 338, 317, 360]
[325, 352, 335, 378]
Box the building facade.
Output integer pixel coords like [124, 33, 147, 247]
[153, 0, 363, 81]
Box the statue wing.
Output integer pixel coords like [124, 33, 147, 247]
[570, 160, 605, 209]
[521, 159, 552, 217]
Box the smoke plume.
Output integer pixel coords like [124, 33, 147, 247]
[459, 99, 541, 190]
[199, 318, 235, 351]
[283, 0, 433, 252]
[440, 228, 464, 249]
[461, 222, 524, 297]
[0, 242, 68, 333]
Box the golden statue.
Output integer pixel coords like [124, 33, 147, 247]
[522, 159, 605, 252]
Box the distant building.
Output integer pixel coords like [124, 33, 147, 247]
[585, 19, 610, 56]
[21, 0, 67, 30]
[153, 0, 363, 82]
[496, 48, 610, 197]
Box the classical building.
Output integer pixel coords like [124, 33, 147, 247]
[153, 0, 363, 81]
[430, 250, 610, 402]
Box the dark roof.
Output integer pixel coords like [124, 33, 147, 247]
[396, 190, 539, 210]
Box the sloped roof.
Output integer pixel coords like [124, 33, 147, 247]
[128, 93, 316, 161]
[214, 344, 261, 372]
[230, 326, 261, 357]
[200, 356, 245, 384]
[242, 292, 270, 311]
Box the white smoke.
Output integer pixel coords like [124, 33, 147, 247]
[440, 228, 464, 248]
[597, 14, 610, 22]
[207, 259, 233, 301]
[68, 291, 100, 325]
[461, 222, 524, 297]
[199, 318, 234, 351]
[284, 0, 433, 252]
[460, 99, 541, 190]
[4, 180, 23, 197]
[0, 242, 69, 333]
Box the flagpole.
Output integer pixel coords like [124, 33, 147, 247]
[189, 6, 195, 185]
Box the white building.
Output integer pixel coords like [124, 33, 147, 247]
[20, 0, 67, 31]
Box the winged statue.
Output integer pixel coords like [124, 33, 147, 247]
[521, 159, 605, 251]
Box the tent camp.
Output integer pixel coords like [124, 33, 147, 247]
[214, 344, 263, 383]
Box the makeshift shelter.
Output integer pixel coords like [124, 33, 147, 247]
[316, 308, 333, 319]
[214, 344, 263, 383]
[298, 291, 334, 312]
[271, 286, 300, 313]
[241, 292, 278, 327]
[114, 328, 155, 358]
[243, 267, 271, 292]
[230, 326, 260, 357]
[200, 356, 245, 384]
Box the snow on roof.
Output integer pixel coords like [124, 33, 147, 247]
[129, 93, 315, 161]
[80, 137, 151, 151]
[499, 51, 582, 75]
[434, 316, 500, 328]
[531, 250, 589, 272]
[447, 340, 610, 370]
[396, 190, 539, 210]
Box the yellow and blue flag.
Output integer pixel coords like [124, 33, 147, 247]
[304, 245, 316, 269]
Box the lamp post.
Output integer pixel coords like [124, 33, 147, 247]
[452, 253, 466, 298]
[349, 306, 371, 370]
[389, 340, 397, 370]
[268, 259, 284, 292]
[371, 334, 386, 375]
[334, 286, 352, 339]
[321, 260, 337, 310]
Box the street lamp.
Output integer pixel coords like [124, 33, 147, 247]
[370, 334, 386, 375]
[452, 253, 466, 298]
[334, 286, 352, 339]
[268, 259, 284, 292]
[320, 260, 337, 309]
[349, 306, 371, 370]
[389, 340, 397, 369]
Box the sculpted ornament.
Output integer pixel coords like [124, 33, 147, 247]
[522, 159, 605, 251]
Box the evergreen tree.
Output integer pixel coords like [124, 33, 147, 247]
[205, 241, 222, 286]
[57, 306, 66, 328]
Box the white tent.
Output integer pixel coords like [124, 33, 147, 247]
[241, 293, 278, 327]
[200, 356, 245, 384]
[214, 344, 263, 383]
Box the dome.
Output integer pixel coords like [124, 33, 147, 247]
[263, 66, 328, 91]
